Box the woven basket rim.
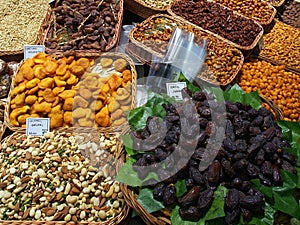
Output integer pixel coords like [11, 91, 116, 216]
[0, 6, 52, 57]
[269, 0, 286, 7]
[207, 0, 277, 26]
[167, 0, 264, 51]
[39, 0, 124, 57]
[0, 131, 130, 225]
[130, 0, 169, 11]
[127, 13, 244, 86]
[4, 52, 137, 133]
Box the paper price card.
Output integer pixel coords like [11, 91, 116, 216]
[166, 82, 187, 101]
[24, 45, 45, 60]
[26, 118, 50, 136]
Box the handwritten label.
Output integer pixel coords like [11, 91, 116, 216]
[26, 118, 50, 136]
[166, 82, 187, 101]
[24, 45, 45, 60]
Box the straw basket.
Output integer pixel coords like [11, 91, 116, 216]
[167, 0, 264, 56]
[124, 0, 168, 18]
[0, 131, 130, 225]
[127, 14, 244, 86]
[4, 52, 137, 133]
[39, 0, 123, 58]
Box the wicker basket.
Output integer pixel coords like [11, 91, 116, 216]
[0, 7, 52, 62]
[4, 52, 137, 133]
[167, 0, 264, 55]
[0, 131, 130, 225]
[39, 0, 123, 58]
[127, 14, 244, 86]
[268, 0, 286, 7]
[124, 0, 167, 18]
[119, 95, 284, 225]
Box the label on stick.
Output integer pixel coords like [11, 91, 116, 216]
[166, 82, 187, 101]
[24, 45, 45, 60]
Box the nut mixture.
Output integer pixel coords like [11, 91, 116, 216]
[238, 59, 300, 122]
[260, 21, 300, 71]
[267, 0, 284, 6]
[281, 1, 300, 29]
[212, 0, 274, 24]
[0, 0, 49, 52]
[0, 132, 125, 222]
[0, 59, 12, 98]
[9, 53, 133, 128]
[45, 0, 121, 52]
[139, 0, 174, 9]
[170, 0, 263, 47]
[133, 17, 243, 84]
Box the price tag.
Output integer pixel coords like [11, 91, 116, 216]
[24, 45, 45, 60]
[166, 82, 187, 101]
[26, 118, 50, 136]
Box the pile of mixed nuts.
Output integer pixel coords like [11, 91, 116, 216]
[0, 132, 126, 222]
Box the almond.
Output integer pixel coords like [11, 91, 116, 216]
[45, 209, 56, 216]
[61, 166, 68, 174]
[14, 202, 20, 212]
[53, 211, 65, 221]
[69, 186, 80, 195]
[23, 208, 30, 219]
[21, 175, 31, 183]
[25, 152, 32, 160]
[56, 192, 63, 201]
[71, 215, 78, 223]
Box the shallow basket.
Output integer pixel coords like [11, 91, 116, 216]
[167, 0, 264, 55]
[0, 131, 130, 225]
[124, 0, 168, 18]
[39, 0, 123, 58]
[4, 52, 137, 133]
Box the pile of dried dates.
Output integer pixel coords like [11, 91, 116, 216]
[170, 0, 263, 47]
[0, 59, 16, 98]
[45, 0, 121, 53]
[131, 89, 296, 224]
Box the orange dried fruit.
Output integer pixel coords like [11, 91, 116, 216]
[79, 88, 92, 100]
[17, 114, 30, 124]
[122, 69, 132, 83]
[43, 89, 57, 103]
[25, 95, 38, 105]
[52, 97, 60, 107]
[70, 65, 85, 76]
[63, 111, 73, 125]
[77, 58, 90, 69]
[57, 57, 68, 65]
[33, 101, 52, 113]
[32, 52, 47, 64]
[100, 57, 113, 68]
[58, 90, 75, 99]
[44, 60, 58, 75]
[63, 98, 74, 111]
[53, 87, 65, 95]
[54, 76, 67, 87]
[13, 92, 26, 106]
[108, 99, 120, 112]
[107, 74, 122, 91]
[19, 65, 34, 80]
[66, 56, 75, 64]
[38, 77, 54, 89]
[67, 74, 78, 85]
[15, 72, 25, 84]
[114, 58, 127, 72]
[49, 105, 63, 128]
[90, 100, 103, 111]
[33, 65, 47, 80]
[95, 107, 111, 127]
[11, 82, 26, 96]
[27, 86, 39, 95]
[25, 78, 40, 89]
[56, 64, 68, 76]
[101, 83, 110, 93]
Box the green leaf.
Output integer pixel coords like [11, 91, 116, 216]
[272, 170, 297, 192]
[248, 202, 274, 225]
[121, 134, 134, 156]
[178, 72, 201, 94]
[223, 84, 262, 110]
[174, 179, 187, 197]
[277, 120, 300, 147]
[273, 190, 300, 219]
[128, 107, 153, 131]
[116, 162, 142, 187]
[137, 188, 165, 214]
[171, 205, 202, 225]
[297, 168, 300, 188]
[199, 186, 228, 222]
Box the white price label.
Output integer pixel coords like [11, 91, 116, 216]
[166, 82, 187, 101]
[24, 45, 45, 60]
[26, 118, 50, 136]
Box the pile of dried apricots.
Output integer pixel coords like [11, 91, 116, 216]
[9, 53, 133, 128]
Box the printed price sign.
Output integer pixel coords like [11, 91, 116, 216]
[24, 45, 45, 59]
[26, 118, 50, 136]
[166, 82, 187, 101]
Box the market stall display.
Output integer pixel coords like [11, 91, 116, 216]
[127, 15, 244, 85]
[211, 0, 276, 30]
[279, 0, 300, 28]
[119, 87, 298, 225]
[260, 21, 300, 73]
[42, 0, 123, 57]
[5, 52, 137, 131]
[0, 0, 50, 58]
[167, 0, 264, 54]
[238, 59, 300, 122]
[0, 59, 12, 99]
[0, 131, 129, 223]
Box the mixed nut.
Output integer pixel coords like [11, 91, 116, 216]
[0, 131, 126, 222]
[212, 0, 275, 24]
[44, 0, 122, 53]
[138, 0, 174, 9]
[132, 16, 243, 84]
[131, 90, 296, 224]
[260, 21, 300, 71]
[0, 59, 13, 98]
[9, 52, 134, 129]
[170, 0, 263, 47]
[238, 59, 300, 122]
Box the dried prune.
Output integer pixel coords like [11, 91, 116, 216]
[248, 142, 262, 159]
[178, 186, 201, 208]
[233, 159, 249, 172]
[163, 184, 177, 206]
[225, 208, 240, 225]
[179, 206, 201, 221]
[153, 182, 166, 201]
[225, 189, 239, 212]
[193, 91, 207, 101]
[272, 165, 283, 186]
[261, 161, 273, 178]
[281, 160, 297, 174]
[251, 115, 264, 127]
[207, 161, 222, 185]
[241, 208, 253, 221]
[223, 137, 236, 152]
[240, 195, 264, 209]
[259, 174, 272, 186]
[247, 163, 260, 178]
[197, 189, 214, 211]
[255, 149, 265, 165]
[189, 166, 204, 185]
[282, 152, 296, 164]
[222, 159, 235, 178]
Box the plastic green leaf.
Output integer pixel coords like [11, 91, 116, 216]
[137, 188, 165, 214]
